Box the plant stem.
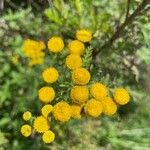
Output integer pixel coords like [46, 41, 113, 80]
[93, 0, 149, 57]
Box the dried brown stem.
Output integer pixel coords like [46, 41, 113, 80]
[125, 0, 131, 21]
[93, 0, 149, 56]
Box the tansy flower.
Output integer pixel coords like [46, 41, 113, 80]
[38, 87, 55, 103]
[71, 105, 82, 119]
[84, 99, 103, 118]
[68, 40, 85, 55]
[48, 36, 64, 53]
[90, 83, 108, 100]
[41, 104, 53, 118]
[113, 88, 130, 105]
[52, 101, 71, 122]
[22, 39, 45, 65]
[70, 86, 89, 104]
[76, 29, 92, 42]
[42, 130, 55, 143]
[101, 97, 117, 116]
[33, 116, 50, 133]
[39, 41, 46, 50]
[22, 111, 32, 121]
[22, 39, 45, 57]
[42, 67, 59, 83]
[65, 54, 82, 70]
[72, 68, 91, 85]
[28, 57, 44, 66]
[20, 124, 32, 137]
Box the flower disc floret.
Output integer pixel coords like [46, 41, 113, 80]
[84, 99, 103, 117]
[33, 116, 50, 133]
[21, 124, 32, 137]
[68, 40, 85, 55]
[42, 130, 55, 143]
[71, 105, 82, 119]
[101, 97, 117, 116]
[113, 88, 130, 105]
[22, 39, 45, 66]
[22, 111, 32, 121]
[48, 36, 64, 53]
[76, 29, 92, 42]
[42, 67, 59, 83]
[90, 83, 108, 100]
[38, 87, 55, 103]
[70, 86, 89, 104]
[65, 54, 82, 70]
[72, 68, 91, 85]
[41, 105, 53, 118]
[52, 101, 71, 122]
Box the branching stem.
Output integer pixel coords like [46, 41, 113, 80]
[93, 0, 149, 56]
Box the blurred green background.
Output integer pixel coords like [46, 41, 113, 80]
[0, 0, 150, 149]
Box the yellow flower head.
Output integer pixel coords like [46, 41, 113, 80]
[41, 104, 53, 118]
[84, 99, 103, 118]
[21, 124, 32, 137]
[90, 83, 108, 100]
[70, 86, 89, 104]
[33, 116, 50, 133]
[113, 88, 130, 105]
[38, 87, 55, 103]
[28, 57, 44, 66]
[22, 39, 45, 65]
[72, 68, 91, 85]
[65, 54, 82, 70]
[52, 101, 71, 122]
[76, 29, 92, 42]
[39, 41, 46, 50]
[68, 40, 85, 55]
[22, 111, 32, 121]
[48, 36, 64, 53]
[22, 39, 45, 56]
[42, 130, 55, 143]
[71, 105, 82, 119]
[42, 67, 59, 83]
[101, 97, 117, 116]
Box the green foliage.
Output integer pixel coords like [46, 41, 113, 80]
[0, 0, 150, 149]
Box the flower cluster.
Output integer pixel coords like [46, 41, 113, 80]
[22, 39, 46, 66]
[21, 29, 131, 144]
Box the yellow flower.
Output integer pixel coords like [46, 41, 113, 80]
[52, 101, 71, 122]
[39, 41, 46, 50]
[22, 39, 45, 56]
[90, 83, 108, 100]
[21, 124, 32, 137]
[48, 36, 64, 53]
[42, 130, 55, 143]
[72, 68, 91, 85]
[71, 105, 82, 119]
[84, 99, 103, 118]
[28, 57, 44, 66]
[68, 40, 85, 55]
[113, 88, 130, 105]
[11, 55, 19, 65]
[70, 86, 89, 104]
[22, 39, 45, 65]
[76, 29, 92, 42]
[101, 97, 117, 116]
[65, 54, 82, 70]
[38, 87, 55, 103]
[22, 111, 32, 121]
[41, 104, 53, 118]
[33, 116, 50, 133]
[42, 67, 59, 83]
